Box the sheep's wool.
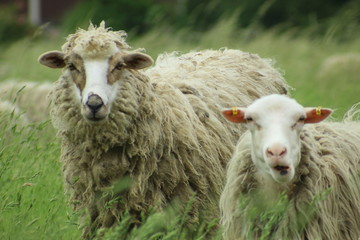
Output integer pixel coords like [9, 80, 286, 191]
[62, 21, 130, 58]
[0, 100, 28, 124]
[220, 119, 360, 239]
[49, 22, 290, 237]
[0, 81, 52, 122]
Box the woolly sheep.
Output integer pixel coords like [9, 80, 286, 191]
[317, 53, 360, 80]
[0, 80, 52, 122]
[316, 53, 360, 104]
[38, 22, 289, 238]
[220, 94, 360, 240]
[0, 100, 28, 124]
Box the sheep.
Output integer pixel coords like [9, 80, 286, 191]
[220, 94, 360, 240]
[316, 53, 360, 104]
[0, 80, 52, 122]
[317, 53, 360, 80]
[37, 21, 290, 238]
[0, 100, 29, 125]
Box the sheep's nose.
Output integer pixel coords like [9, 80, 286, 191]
[86, 94, 103, 112]
[266, 145, 287, 158]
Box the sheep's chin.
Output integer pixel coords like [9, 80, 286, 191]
[81, 106, 110, 122]
[269, 167, 295, 183]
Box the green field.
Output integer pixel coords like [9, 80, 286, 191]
[0, 17, 359, 239]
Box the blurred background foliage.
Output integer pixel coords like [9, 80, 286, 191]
[0, 4, 34, 44]
[60, 0, 360, 41]
[1, 0, 359, 42]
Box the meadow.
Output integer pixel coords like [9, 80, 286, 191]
[0, 16, 359, 239]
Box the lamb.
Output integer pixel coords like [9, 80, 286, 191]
[220, 94, 360, 240]
[37, 21, 289, 238]
[0, 80, 52, 122]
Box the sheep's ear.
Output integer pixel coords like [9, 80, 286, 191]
[222, 107, 247, 123]
[123, 53, 153, 69]
[38, 51, 65, 68]
[304, 107, 333, 123]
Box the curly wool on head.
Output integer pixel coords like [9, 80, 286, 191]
[39, 22, 290, 239]
[62, 21, 130, 58]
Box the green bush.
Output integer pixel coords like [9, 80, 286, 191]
[0, 4, 34, 44]
[61, 0, 164, 34]
[60, 0, 359, 42]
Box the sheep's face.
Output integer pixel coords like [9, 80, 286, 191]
[222, 94, 332, 184]
[38, 50, 153, 122]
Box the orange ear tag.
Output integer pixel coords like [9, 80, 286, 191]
[232, 107, 238, 115]
[316, 106, 322, 116]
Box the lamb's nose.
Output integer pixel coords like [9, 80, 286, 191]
[86, 94, 103, 112]
[266, 145, 287, 158]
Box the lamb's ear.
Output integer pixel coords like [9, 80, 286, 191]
[222, 107, 247, 123]
[123, 53, 153, 69]
[304, 107, 333, 123]
[38, 51, 65, 68]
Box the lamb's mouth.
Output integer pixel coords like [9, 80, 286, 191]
[273, 165, 290, 176]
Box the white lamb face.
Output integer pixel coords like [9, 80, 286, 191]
[244, 98, 306, 183]
[38, 50, 153, 122]
[222, 94, 332, 184]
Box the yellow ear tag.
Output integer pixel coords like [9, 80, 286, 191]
[316, 106, 322, 116]
[232, 107, 238, 115]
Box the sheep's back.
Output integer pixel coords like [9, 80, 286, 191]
[146, 49, 288, 107]
[146, 49, 288, 141]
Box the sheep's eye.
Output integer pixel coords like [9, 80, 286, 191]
[114, 62, 124, 70]
[292, 116, 305, 129]
[68, 63, 78, 72]
[298, 116, 305, 122]
[245, 117, 253, 122]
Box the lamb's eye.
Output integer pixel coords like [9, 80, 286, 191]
[245, 117, 253, 122]
[298, 116, 305, 122]
[292, 116, 305, 129]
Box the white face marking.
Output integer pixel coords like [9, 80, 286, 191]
[82, 59, 116, 106]
[76, 58, 119, 122]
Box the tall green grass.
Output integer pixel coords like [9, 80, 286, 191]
[0, 113, 81, 239]
[0, 16, 359, 239]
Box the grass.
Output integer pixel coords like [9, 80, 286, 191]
[0, 16, 359, 239]
[0, 114, 81, 239]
